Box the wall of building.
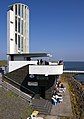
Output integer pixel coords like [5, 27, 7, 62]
[7, 10, 15, 54]
[4, 65, 57, 99]
[9, 61, 37, 72]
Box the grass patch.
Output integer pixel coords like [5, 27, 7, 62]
[20, 106, 33, 119]
[0, 60, 7, 66]
[0, 87, 33, 119]
[6, 90, 18, 98]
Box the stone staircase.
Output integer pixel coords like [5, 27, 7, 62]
[31, 98, 52, 115]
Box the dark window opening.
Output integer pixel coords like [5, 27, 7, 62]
[18, 4, 20, 16]
[22, 5, 23, 18]
[11, 55, 14, 61]
[18, 18, 20, 33]
[21, 37, 23, 51]
[24, 57, 31, 61]
[15, 33, 17, 44]
[15, 5, 17, 15]
[10, 38, 13, 41]
[21, 20, 23, 34]
[39, 86, 45, 98]
[10, 21, 13, 24]
[26, 57, 31, 61]
[18, 35, 20, 49]
[15, 16, 17, 31]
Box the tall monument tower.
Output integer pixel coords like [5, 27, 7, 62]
[7, 3, 29, 54]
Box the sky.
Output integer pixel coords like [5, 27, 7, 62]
[0, 0, 84, 61]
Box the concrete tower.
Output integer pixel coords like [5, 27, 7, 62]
[7, 3, 29, 54]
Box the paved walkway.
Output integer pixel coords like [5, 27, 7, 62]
[0, 74, 2, 87]
[50, 82, 72, 117]
[45, 115, 58, 119]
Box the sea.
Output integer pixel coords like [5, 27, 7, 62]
[64, 62, 84, 83]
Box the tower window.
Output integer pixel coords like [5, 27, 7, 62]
[18, 4, 20, 16]
[15, 16, 17, 31]
[10, 38, 13, 41]
[10, 21, 13, 24]
[21, 37, 23, 51]
[15, 5, 17, 15]
[22, 5, 23, 18]
[18, 35, 20, 49]
[21, 20, 23, 34]
[15, 33, 17, 44]
[18, 18, 20, 33]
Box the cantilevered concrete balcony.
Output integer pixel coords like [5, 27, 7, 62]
[29, 64, 63, 76]
[8, 60, 63, 75]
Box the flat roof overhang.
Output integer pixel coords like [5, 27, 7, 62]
[7, 53, 50, 58]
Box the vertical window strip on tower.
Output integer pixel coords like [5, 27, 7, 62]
[22, 5, 23, 18]
[18, 35, 20, 50]
[18, 18, 20, 33]
[21, 37, 23, 51]
[15, 5, 17, 15]
[15, 33, 17, 44]
[25, 6, 26, 20]
[15, 16, 17, 31]
[18, 4, 20, 16]
[21, 20, 23, 35]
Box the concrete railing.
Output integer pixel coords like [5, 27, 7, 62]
[29, 65, 63, 76]
[9, 61, 38, 72]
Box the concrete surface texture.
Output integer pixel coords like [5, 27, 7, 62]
[50, 83, 72, 116]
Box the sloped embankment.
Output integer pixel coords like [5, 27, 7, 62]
[0, 87, 33, 119]
[61, 74, 84, 119]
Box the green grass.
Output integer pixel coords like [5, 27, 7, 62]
[6, 90, 18, 98]
[61, 73, 84, 119]
[0, 60, 7, 66]
[0, 87, 33, 119]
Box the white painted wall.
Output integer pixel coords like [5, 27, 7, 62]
[29, 65, 63, 76]
[9, 61, 37, 72]
[7, 10, 15, 54]
[49, 62, 58, 65]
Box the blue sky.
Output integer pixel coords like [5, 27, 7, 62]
[0, 0, 84, 61]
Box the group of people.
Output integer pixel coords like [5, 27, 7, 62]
[37, 59, 49, 65]
[51, 81, 66, 105]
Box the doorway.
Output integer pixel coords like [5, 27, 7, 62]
[39, 86, 45, 98]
